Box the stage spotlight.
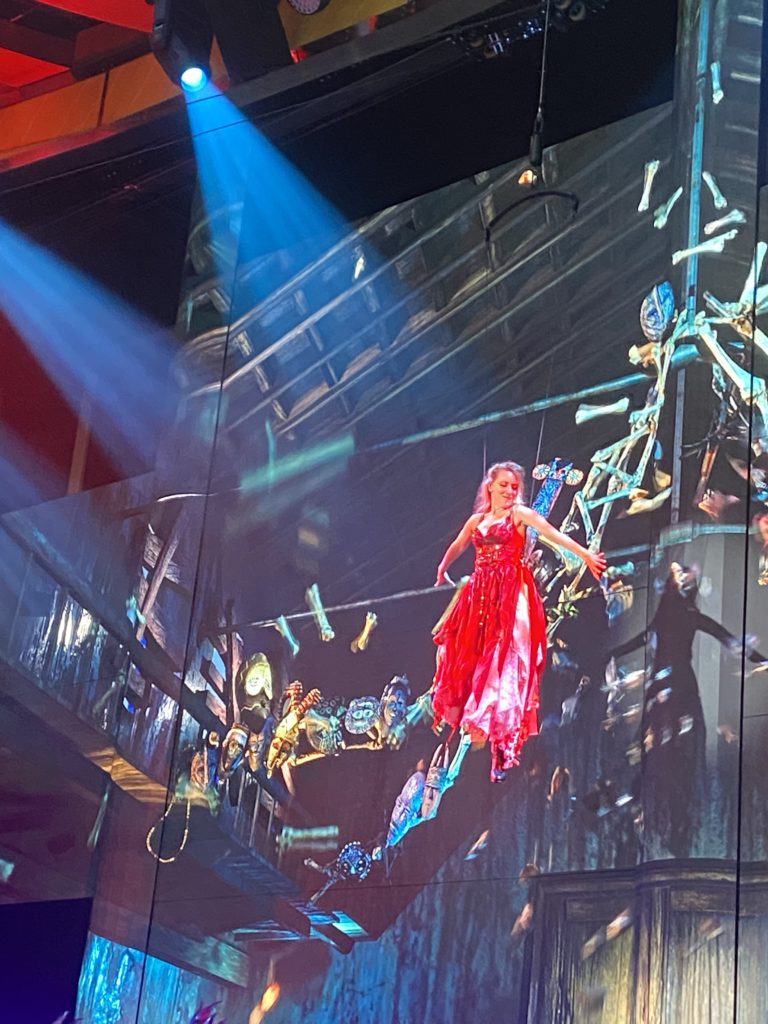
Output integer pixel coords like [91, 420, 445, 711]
[151, 0, 212, 89]
[151, 0, 291, 89]
[180, 65, 208, 91]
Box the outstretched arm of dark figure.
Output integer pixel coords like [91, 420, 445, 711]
[608, 629, 649, 661]
[697, 613, 768, 663]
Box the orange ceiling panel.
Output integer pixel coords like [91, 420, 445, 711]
[0, 74, 103, 156]
[0, 48, 69, 88]
[36, 0, 153, 32]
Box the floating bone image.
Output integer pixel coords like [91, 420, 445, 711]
[704, 209, 745, 235]
[672, 229, 738, 265]
[464, 829, 490, 861]
[628, 341, 659, 367]
[575, 396, 630, 424]
[350, 610, 378, 652]
[703, 170, 728, 209]
[273, 614, 300, 658]
[637, 159, 660, 212]
[250, 983, 281, 1024]
[695, 321, 768, 423]
[710, 60, 723, 103]
[276, 825, 339, 854]
[653, 186, 683, 229]
[703, 242, 768, 363]
[305, 583, 335, 641]
[581, 907, 633, 960]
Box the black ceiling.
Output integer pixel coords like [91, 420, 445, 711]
[0, 0, 677, 242]
[0, 0, 677, 497]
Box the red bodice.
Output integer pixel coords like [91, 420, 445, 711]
[472, 517, 526, 567]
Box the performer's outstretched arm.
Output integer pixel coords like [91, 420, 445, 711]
[515, 505, 606, 579]
[435, 514, 482, 585]
[696, 613, 768, 663]
[609, 629, 649, 660]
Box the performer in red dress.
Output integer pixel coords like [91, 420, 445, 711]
[433, 461, 605, 781]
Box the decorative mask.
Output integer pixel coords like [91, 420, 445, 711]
[335, 840, 372, 881]
[378, 675, 410, 730]
[237, 652, 273, 713]
[304, 700, 345, 755]
[218, 723, 250, 779]
[640, 281, 675, 342]
[345, 696, 380, 734]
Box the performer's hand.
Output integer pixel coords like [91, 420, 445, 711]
[585, 551, 607, 580]
[435, 566, 448, 586]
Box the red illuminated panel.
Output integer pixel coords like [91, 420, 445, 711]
[0, 48, 69, 88]
[36, 0, 153, 32]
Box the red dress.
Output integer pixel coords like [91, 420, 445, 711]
[432, 513, 547, 769]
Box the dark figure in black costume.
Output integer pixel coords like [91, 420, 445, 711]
[610, 562, 766, 858]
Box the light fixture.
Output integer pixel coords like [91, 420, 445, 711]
[517, 0, 552, 190]
[150, 0, 212, 90]
[485, 0, 579, 246]
[180, 65, 208, 92]
[518, 111, 544, 186]
[150, 0, 292, 89]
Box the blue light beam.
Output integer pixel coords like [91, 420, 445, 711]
[0, 221, 194, 473]
[183, 85, 368, 319]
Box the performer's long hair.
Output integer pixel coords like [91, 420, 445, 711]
[473, 461, 526, 513]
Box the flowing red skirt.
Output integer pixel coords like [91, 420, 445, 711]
[432, 559, 547, 768]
